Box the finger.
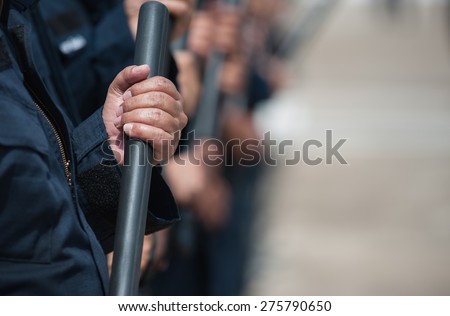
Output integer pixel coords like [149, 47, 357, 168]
[108, 65, 150, 97]
[123, 123, 177, 160]
[122, 92, 184, 118]
[120, 108, 181, 134]
[123, 123, 175, 143]
[127, 76, 182, 102]
[155, 0, 190, 18]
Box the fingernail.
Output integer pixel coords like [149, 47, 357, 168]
[116, 104, 124, 117]
[123, 90, 132, 101]
[113, 116, 121, 128]
[123, 123, 132, 135]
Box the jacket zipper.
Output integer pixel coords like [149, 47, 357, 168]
[25, 82, 72, 187]
[34, 102, 72, 187]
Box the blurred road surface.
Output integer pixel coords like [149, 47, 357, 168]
[246, 0, 450, 295]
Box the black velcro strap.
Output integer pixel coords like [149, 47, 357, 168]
[77, 163, 122, 224]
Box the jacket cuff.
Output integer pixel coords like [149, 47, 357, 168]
[72, 107, 114, 174]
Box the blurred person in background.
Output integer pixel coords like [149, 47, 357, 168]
[146, 0, 290, 296]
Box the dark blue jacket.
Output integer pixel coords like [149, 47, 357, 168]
[0, 0, 179, 295]
[39, 0, 136, 122]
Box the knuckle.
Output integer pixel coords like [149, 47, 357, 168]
[152, 76, 168, 87]
[150, 92, 165, 106]
[151, 108, 163, 121]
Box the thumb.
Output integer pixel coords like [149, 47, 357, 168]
[108, 65, 151, 97]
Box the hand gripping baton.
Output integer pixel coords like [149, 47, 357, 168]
[109, 1, 171, 296]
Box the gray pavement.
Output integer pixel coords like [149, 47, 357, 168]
[245, 0, 450, 295]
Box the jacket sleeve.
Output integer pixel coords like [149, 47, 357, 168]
[71, 108, 180, 253]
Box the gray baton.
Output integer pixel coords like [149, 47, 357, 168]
[109, 1, 171, 296]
